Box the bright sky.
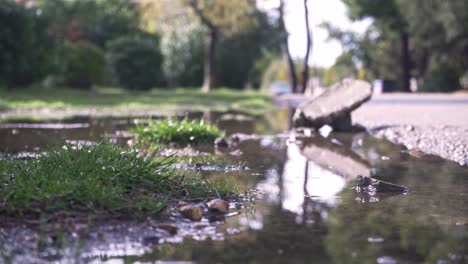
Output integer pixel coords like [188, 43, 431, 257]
[258, 0, 372, 68]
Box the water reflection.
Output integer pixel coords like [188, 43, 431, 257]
[0, 109, 467, 263]
[139, 128, 467, 263]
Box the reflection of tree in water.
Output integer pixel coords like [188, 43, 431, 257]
[325, 187, 467, 264]
[301, 161, 331, 227]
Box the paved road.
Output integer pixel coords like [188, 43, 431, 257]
[354, 93, 468, 128]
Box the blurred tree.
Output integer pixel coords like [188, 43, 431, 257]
[278, 0, 297, 93]
[138, 1, 205, 87]
[341, 0, 411, 92]
[397, 0, 467, 91]
[186, 0, 257, 92]
[107, 34, 163, 90]
[62, 41, 105, 89]
[331, 0, 467, 92]
[322, 52, 358, 87]
[160, 20, 205, 87]
[140, 0, 279, 90]
[38, 0, 140, 48]
[300, 0, 312, 94]
[215, 10, 282, 89]
[261, 57, 303, 91]
[323, 22, 403, 83]
[0, 0, 55, 87]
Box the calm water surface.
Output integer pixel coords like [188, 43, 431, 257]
[0, 109, 467, 263]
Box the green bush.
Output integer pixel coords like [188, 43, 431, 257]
[107, 35, 163, 90]
[0, 1, 55, 87]
[420, 63, 461, 92]
[132, 119, 224, 147]
[63, 41, 105, 89]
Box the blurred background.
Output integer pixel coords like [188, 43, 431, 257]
[1, 0, 467, 93]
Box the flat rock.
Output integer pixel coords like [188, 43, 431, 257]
[293, 80, 372, 131]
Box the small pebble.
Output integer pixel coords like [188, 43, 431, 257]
[179, 204, 203, 221]
[207, 199, 229, 214]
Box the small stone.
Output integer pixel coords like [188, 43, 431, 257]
[207, 199, 229, 214]
[179, 204, 203, 221]
[142, 236, 160, 246]
[408, 148, 426, 158]
[214, 137, 229, 148]
[356, 175, 408, 193]
[178, 201, 189, 207]
[157, 224, 178, 235]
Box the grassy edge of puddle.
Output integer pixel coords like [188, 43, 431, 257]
[131, 119, 225, 147]
[0, 142, 237, 222]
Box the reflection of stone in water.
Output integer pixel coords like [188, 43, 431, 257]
[299, 136, 372, 180]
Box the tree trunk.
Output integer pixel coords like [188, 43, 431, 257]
[188, 0, 218, 93]
[400, 31, 411, 92]
[202, 28, 217, 92]
[279, 0, 298, 93]
[301, 0, 312, 94]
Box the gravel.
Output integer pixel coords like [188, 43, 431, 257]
[353, 93, 468, 165]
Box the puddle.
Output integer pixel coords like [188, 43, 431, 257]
[0, 109, 467, 263]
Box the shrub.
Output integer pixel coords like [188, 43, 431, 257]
[107, 34, 163, 90]
[132, 119, 224, 147]
[420, 63, 461, 92]
[0, 1, 55, 87]
[63, 41, 105, 89]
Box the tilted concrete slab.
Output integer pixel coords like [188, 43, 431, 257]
[293, 80, 372, 131]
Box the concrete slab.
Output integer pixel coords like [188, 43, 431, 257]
[293, 80, 372, 131]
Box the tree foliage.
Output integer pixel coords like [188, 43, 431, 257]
[107, 34, 163, 90]
[327, 0, 468, 92]
[185, 0, 257, 37]
[215, 10, 282, 89]
[141, 0, 280, 89]
[63, 41, 105, 89]
[0, 0, 55, 87]
[38, 0, 140, 47]
[397, 0, 468, 91]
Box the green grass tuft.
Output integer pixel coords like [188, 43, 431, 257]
[0, 143, 235, 219]
[132, 119, 224, 147]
